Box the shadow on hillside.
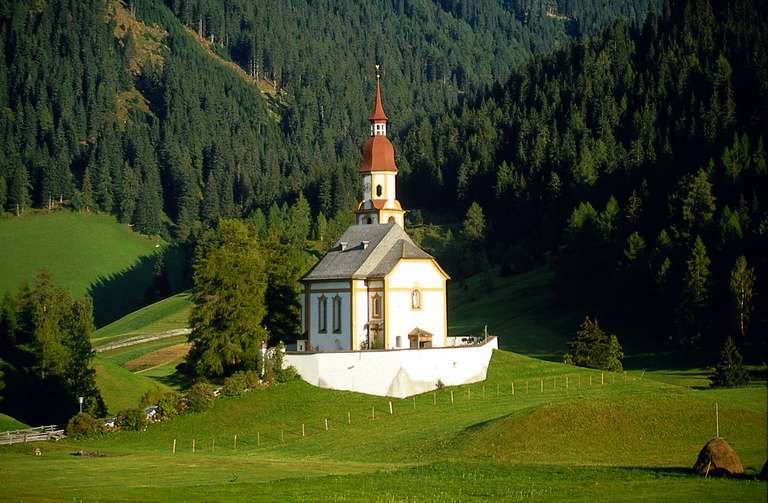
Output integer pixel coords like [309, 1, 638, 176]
[612, 465, 763, 480]
[88, 245, 190, 327]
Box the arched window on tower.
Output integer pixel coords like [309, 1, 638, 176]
[376, 185, 382, 197]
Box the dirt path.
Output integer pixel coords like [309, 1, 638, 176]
[93, 328, 191, 353]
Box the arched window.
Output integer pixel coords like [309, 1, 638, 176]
[411, 289, 422, 310]
[367, 217, 373, 224]
[318, 295, 327, 333]
[387, 216, 395, 223]
[376, 184, 383, 197]
[371, 293, 382, 319]
[332, 295, 342, 333]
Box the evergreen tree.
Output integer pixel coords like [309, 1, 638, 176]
[187, 220, 268, 378]
[676, 236, 711, 345]
[563, 316, 624, 372]
[8, 166, 31, 216]
[462, 202, 486, 242]
[710, 336, 749, 387]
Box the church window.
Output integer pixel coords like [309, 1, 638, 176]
[411, 289, 422, 310]
[367, 217, 373, 224]
[371, 294, 382, 319]
[332, 295, 342, 333]
[318, 296, 327, 333]
[388, 216, 395, 223]
[376, 184, 382, 197]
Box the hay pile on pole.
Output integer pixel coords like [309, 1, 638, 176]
[692, 438, 744, 477]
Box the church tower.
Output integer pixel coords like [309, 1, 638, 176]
[356, 66, 405, 227]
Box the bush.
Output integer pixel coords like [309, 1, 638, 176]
[157, 392, 185, 419]
[116, 408, 147, 431]
[185, 383, 215, 412]
[66, 412, 102, 437]
[275, 365, 300, 383]
[244, 370, 261, 389]
[711, 337, 750, 387]
[563, 316, 624, 372]
[221, 372, 248, 396]
[139, 387, 167, 408]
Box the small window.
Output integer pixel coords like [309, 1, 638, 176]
[367, 217, 373, 224]
[376, 185, 382, 197]
[332, 295, 342, 333]
[388, 216, 395, 223]
[371, 294, 382, 319]
[318, 296, 327, 333]
[411, 289, 422, 310]
[396, 336, 402, 348]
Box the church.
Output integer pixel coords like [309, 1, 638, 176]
[299, 69, 449, 352]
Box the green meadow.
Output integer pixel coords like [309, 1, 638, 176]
[0, 210, 164, 325]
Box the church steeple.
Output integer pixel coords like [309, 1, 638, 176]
[356, 66, 405, 227]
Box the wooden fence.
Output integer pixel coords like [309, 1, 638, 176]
[0, 425, 64, 445]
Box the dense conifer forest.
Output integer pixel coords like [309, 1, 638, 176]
[407, 0, 768, 352]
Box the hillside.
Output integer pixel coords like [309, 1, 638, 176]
[402, 0, 768, 354]
[0, 210, 164, 324]
[0, 350, 764, 501]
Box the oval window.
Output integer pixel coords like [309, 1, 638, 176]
[376, 185, 382, 197]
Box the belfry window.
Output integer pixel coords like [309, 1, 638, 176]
[374, 123, 386, 136]
[318, 295, 327, 333]
[411, 289, 422, 310]
[332, 295, 342, 333]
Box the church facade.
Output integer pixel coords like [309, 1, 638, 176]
[299, 69, 449, 352]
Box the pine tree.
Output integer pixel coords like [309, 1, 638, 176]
[710, 336, 749, 387]
[8, 166, 31, 216]
[563, 316, 624, 371]
[462, 202, 486, 242]
[676, 236, 711, 345]
[187, 220, 269, 377]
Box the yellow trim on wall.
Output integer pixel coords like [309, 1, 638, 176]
[350, 279, 356, 350]
[383, 276, 389, 349]
[304, 284, 311, 351]
[383, 258, 451, 281]
[442, 278, 448, 341]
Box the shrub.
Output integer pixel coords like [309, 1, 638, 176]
[221, 372, 248, 396]
[244, 370, 261, 389]
[711, 337, 750, 387]
[157, 392, 185, 419]
[185, 383, 215, 412]
[563, 316, 624, 372]
[66, 412, 101, 437]
[139, 387, 167, 408]
[276, 365, 300, 383]
[116, 408, 147, 431]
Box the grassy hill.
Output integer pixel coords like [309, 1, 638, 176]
[0, 210, 164, 325]
[93, 292, 192, 346]
[0, 413, 28, 431]
[92, 356, 171, 414]
[0, 350, 764, 501]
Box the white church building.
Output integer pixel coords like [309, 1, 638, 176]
[299, 68, 449, 352]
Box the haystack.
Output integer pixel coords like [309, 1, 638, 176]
[692, 438, 743, 477]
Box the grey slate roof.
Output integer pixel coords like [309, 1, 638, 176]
[301, 223, 433, 281]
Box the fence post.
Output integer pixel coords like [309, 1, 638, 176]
[433, 392, 436, 405]
[540, 379, 543, 392]
[257, 432, 260, 447]
[325, 418, 329, 431]
[192, 439, 196, 453]
[372, 406, 375, 420]
[348, 411, 351, 424]
[212, 438, 215, 452]
[302, 423, 305, 437]
[497, 383, 500, 396]
[413, 397, 416, 409]
[234, 434, 237, 450]
[281, 430, 284, 443]
[450, 390, 454, 404]
[468, 388, 471, 400]
[601, 372, 604, 385]
[389, 401, 393, 415]
[511, 382, 515, 395]
[566, 376, 569, 391]
[172, 439, 176, 454]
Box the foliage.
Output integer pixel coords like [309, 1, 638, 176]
[729, 256, 755, 338]
[0, 270, 106, 424]
[563, 317, 624, 372]
[139, 387, 168, 408]
[65, 412, 102, 438]
[275, 365, 300, 384]
[710, 337, 750, 388]
[116, 408, 147, 431]
[462, 202, 486, 242]
[220, 372, 248, 397]
[156, 392, 185, 420]
[186, 220, 268, 378]
[184, 383, 214, 413]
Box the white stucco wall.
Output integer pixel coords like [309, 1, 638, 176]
[284, 337, 498, 398]
[303, 281, 352, 351]
[385, 260, 446, 349]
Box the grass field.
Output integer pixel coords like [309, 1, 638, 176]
[0, 351, 765, 501]
[92, 356, 171, 414]
[0, 210, 164, 325]
[0, 413, 28, 431]
[93, 292, 192, 346]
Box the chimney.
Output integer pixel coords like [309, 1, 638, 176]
[361, 240, 370, 250]
[340, 241, 348, 251]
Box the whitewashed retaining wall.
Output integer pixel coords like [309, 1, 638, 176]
[284, 336, 498, 398]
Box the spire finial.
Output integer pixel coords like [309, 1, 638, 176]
[375, 64, 381, 80]
[368, 64, 388, 123]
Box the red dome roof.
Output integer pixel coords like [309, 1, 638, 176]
[360, 135, 397, 172]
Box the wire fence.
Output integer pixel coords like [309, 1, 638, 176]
[161, 370, 649, 454]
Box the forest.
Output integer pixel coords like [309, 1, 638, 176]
[0, 0, 765, 361]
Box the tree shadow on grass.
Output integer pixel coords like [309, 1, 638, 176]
[88, 245, 191, 327]
[612, 465, 764, 481]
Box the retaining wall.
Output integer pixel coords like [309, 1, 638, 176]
[284, 336, 498, 398]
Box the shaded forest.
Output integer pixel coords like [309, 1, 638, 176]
[404, 0, 768, 352]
